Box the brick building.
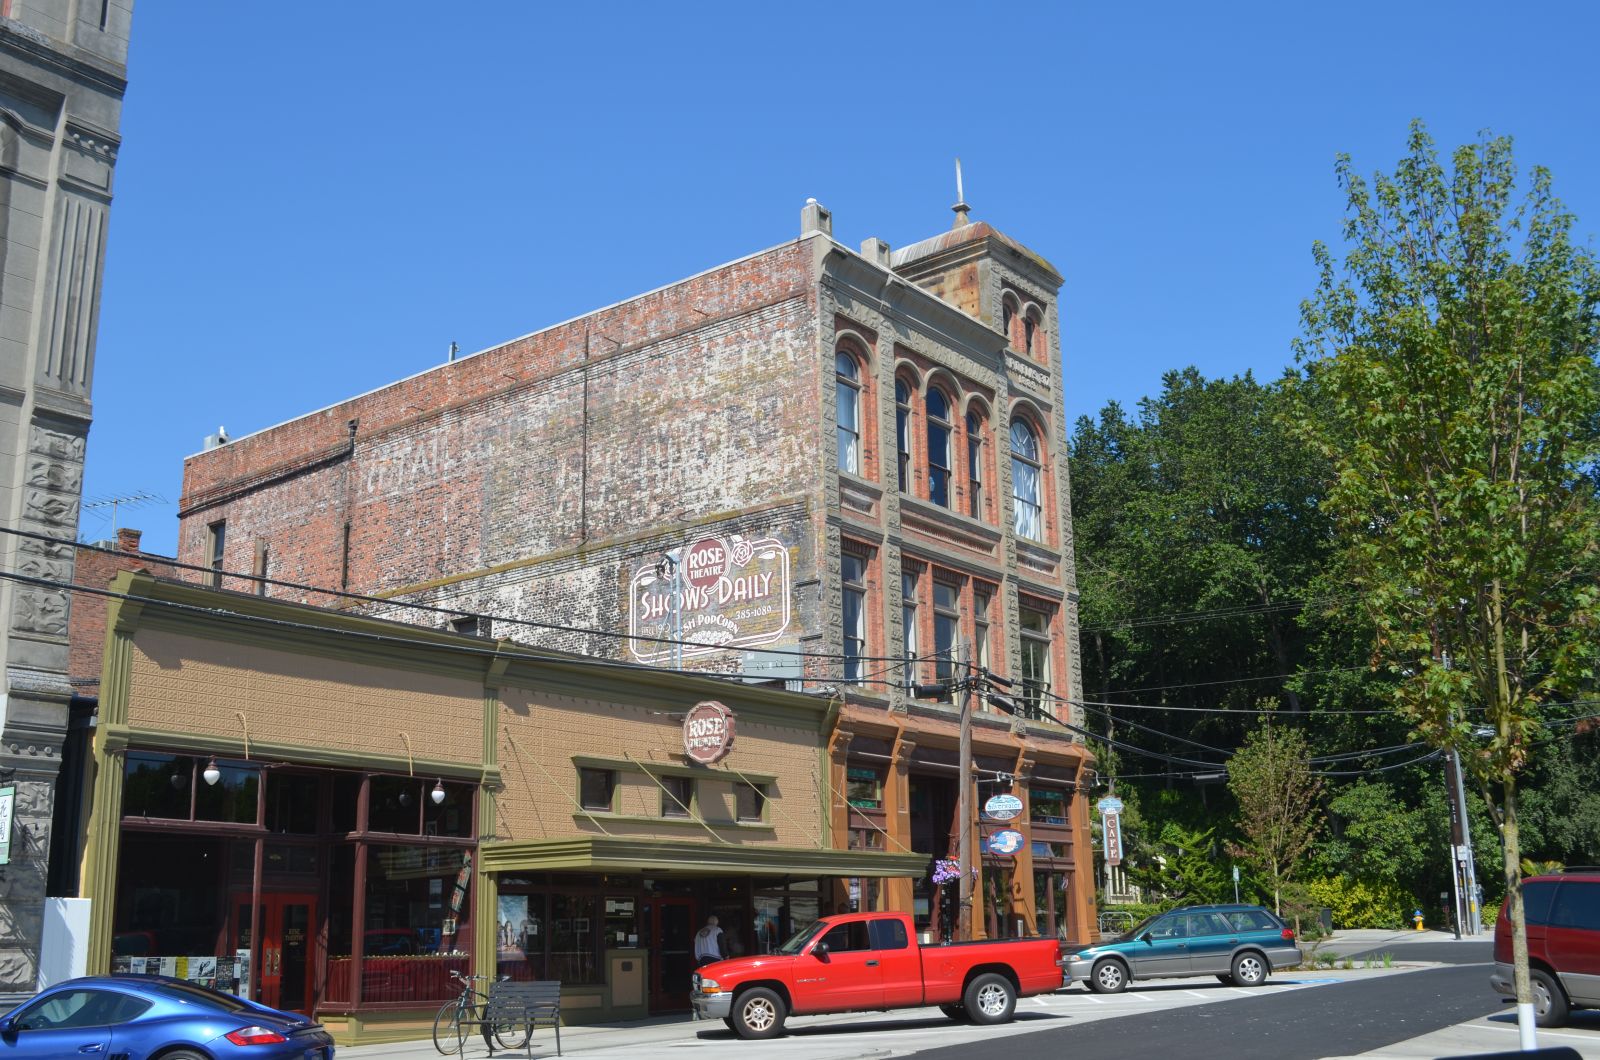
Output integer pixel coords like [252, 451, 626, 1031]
[176, 201, 1096, 945]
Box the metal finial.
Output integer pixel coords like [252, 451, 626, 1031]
[952, 157, 971, 228]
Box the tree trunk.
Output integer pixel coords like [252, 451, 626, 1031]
[1501, 777, 1536, 1049]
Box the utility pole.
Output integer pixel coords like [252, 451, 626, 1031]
[957, 666, 974, 941]
[1436, 647, 1479, 937]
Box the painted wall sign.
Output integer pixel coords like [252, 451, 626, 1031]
[627, 534, 792, 663]
[1097, 795, 1124, 867]
[987, 829, 1025, 856]
[983, 793, 1024, 822]
[683, 700, 737, 764]
[0, 785, 12, 866]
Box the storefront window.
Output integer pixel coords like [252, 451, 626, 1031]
[332, 774, 360, 833]
[195, 763, 259, 824]
[265, 772, 321, 834]
[422, 780, 474, 838]
[121, 753, 193, 820]
[359, 845, 473, 1003]
[110, 833, 251, 994]
[368, 776, 426, 834]
[548, 893, 599, 984]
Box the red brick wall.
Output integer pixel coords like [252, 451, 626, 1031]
[69, 528, 178, 688]
[176, 241, 826, 660]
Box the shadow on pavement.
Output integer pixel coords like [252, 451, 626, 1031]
[696, 1011, 1068, 1042]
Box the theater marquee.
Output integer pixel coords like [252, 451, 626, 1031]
[626, 534, 791, 663]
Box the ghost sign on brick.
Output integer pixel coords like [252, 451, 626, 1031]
[628, 534, 791, 663]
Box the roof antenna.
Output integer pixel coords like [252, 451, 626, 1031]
[448, 341, 459, 362]
[952, 157, 971, 229]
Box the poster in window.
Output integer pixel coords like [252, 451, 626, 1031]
[497, 895, 528, 960]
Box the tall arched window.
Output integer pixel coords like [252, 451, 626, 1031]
[966, 410, 984, 519]
[835, 351, 861, 475]
[1002, 294, 1019, 348]
[926, 389, 952, 507]
[895, 380, 912, 493]
[1010, 419, 1043, 540]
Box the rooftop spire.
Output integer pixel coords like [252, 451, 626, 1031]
[952, 157, 971, 228]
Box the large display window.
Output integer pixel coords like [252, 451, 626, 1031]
[112, 753, 477, 1013]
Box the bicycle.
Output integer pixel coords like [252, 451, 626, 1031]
[432, 970, 531, 1054]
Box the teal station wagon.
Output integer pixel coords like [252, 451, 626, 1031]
[1065, 904, 1301, 993]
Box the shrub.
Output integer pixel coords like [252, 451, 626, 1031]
[1303, 877, 1412, 929]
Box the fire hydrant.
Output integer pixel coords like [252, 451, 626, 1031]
[1413, 910, 1424, 931]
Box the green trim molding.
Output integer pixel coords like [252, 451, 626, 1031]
[480, 836, 929, 878]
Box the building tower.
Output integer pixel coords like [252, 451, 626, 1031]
[0, 0, 132, 1000]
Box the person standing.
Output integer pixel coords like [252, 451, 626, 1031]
[694, 915, 724, 967]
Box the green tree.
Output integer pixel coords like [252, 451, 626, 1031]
[1290, 122, 1600, 1037]
[1122, 821, 1231, 906]
[1227, 720, 1323, 914]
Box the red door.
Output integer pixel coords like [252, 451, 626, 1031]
[236, 894, 318, 1014]
[641, 897, 696, 1012]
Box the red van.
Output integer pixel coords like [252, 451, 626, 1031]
[1490, 870, 1600, 1027]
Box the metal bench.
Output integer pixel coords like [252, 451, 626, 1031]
[479, 980, 561, 1058]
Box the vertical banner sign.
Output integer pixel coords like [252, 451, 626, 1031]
[0, 785, 13, 865]
[1097, 795, 1124, 867]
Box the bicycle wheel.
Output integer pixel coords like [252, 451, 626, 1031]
[487, 1019, 531, 1051]
[431, 998, 463, 1055]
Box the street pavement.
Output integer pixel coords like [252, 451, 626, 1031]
[337, 931, 1600, 1060]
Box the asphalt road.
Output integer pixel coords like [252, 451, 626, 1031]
[911, 962, 1501, 1060]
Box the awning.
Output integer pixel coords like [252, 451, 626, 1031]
[479, 836, 930, 878]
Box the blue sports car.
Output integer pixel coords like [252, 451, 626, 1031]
[0, 975, 334, 1059]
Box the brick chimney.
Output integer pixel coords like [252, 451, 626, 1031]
[116, 527, 142, 553]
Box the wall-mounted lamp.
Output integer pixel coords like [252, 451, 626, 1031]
[202, 757, 221, 786]
[431, 779, 446, 805]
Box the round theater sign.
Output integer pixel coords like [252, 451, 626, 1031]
[683, 700, 736, 764]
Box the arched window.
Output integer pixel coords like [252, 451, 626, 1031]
[836, 351, 861, 476]
[966, 410, 984, 519]
[1010, 419, 1043, 540]
[1024, 316, 1037, 355]
[926, 389, 952, 507]
[1001, 297, 1017, 347]
[895, 380, 912, 493]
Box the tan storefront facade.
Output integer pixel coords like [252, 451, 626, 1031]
[79, 573, 923, 1045]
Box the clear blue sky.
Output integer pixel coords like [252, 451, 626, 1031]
[81, 1, 1600, 554]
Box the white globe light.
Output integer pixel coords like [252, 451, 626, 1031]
[431, 780, 446, 805]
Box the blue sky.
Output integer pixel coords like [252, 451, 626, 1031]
[82, 1, 1600, 554]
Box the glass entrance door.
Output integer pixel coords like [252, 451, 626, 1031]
[640, 897, 695, 1012]
[236, 893, 317, 1014]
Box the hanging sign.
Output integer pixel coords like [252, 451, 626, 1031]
[0, 785, 12, 866]
[1097, 795, 1124, 867]
[987, 829, 1025, 856]
[984, 793, 1024, 822]
[683, 700, 737, 765]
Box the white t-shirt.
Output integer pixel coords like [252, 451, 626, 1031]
[694, 925, 723, 960]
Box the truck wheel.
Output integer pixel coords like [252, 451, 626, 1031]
[1532, 968, 1569, 1028]
[731, 987, 787, 1040]
[963, 973, 1016, 1025]
[939, 1003, 969, 1022]
[1231, 952, 1268, 986]
[1089, 958, 1128, 994]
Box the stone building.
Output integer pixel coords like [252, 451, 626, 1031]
[0, 0, 131, 1000]
[176, 200, 1096, 945]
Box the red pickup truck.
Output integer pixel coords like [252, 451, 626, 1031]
[691, 912, 1065, 1039]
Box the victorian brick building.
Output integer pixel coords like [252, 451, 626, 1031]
[175, 201, 1096, 944]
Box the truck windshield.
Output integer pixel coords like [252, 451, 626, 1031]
[775, 921, 828, 955]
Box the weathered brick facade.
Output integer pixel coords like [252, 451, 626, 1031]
[176, 203, 1096, 940]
